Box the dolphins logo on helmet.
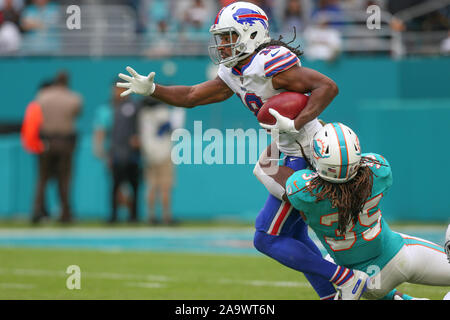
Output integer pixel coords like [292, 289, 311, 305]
[312, 138, 330, 160]
[310, 122, 362, 183]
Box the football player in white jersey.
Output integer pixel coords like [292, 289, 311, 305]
[116, 1, 368, 300]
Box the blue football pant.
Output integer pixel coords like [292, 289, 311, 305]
[253, 156, 337, 299]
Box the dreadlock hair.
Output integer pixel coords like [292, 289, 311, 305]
[255, 26, 304, 58]
[302, 156, 386, 234]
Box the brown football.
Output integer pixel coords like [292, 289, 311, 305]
[257, 92, 309, 125]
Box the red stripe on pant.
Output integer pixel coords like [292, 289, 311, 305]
[269, 202, 292, 235]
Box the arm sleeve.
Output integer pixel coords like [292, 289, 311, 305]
[253, 142, 286, 200]
[253, 161, 286, 201]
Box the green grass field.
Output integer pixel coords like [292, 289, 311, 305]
[0, 245, 449, 300]
[0, 247, 317, 300]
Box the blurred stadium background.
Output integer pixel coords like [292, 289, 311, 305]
[0, 0, 449, 300]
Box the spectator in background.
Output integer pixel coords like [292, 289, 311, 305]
[142, 0, 171, 33]
[32, 71, 82, 224]
[0, 0, 23, 28]
[283, 0, 304, 31]
[92, 83, 134, 222]
[108, 80, 141, 224]
[440, 30, 450, 56]
[21, 80, 52, 156]
[303, 13, 342, 62]
[181, 0, 210, 40]
[388, 0, 449, 32]
[0, 10, 21, 54]
[312, 0, 343, 28]
[281, 0, 304, 34]
[20, 0, 60, 54]
[141, 0, 177, 56]
[138, 96, 185, 225]
[419, 9, 449, 32]
[92, 97, 113, 165]
[144, 19, 175, 57]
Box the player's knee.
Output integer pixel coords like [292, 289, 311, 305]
[253, 230, 275, 254]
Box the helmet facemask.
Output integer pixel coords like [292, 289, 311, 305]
[208, 27, 250, 68]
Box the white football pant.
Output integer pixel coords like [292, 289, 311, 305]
[364, 233, 450, 299]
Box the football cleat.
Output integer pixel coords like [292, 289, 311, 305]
[334, 270, 369, 300]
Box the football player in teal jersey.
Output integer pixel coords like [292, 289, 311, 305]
[279, 122, 450, 299]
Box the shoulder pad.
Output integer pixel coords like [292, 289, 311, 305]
[258, 46, 300, 78]
[362, 153, 391, 178]
[286, 169, 318, 205]
[362, 153, 393, 195]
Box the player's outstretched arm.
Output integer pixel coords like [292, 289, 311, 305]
[272, 65, 338, 130]
[117, 66, 234, 108]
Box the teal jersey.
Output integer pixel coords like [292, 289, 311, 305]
[93, 104, 113, 132]
[286, 153, 404, 271]
[92, 104, 113, 150]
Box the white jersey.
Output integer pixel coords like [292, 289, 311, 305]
[217, 45, 322, 157]
[139, 105, 185, 165]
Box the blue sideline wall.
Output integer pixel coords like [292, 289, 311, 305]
[0, 56, 449, 222]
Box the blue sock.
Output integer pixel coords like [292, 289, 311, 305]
[288, 223, 338, 299]
[329, 266, 355, 286]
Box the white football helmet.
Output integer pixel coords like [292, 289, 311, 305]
[310, 122, 362, 183]
[209, 1, 271, 68]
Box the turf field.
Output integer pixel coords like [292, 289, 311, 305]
[0, 222, 448, 300]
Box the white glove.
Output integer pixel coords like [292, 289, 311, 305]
[445, 224, 450, 263]
[259, 108, 298, 133]
[116, 66, 156, 97]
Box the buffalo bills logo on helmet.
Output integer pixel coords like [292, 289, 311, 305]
[232, 8, 268, 29]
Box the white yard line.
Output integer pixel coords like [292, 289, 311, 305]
[125, 282, 166, 289]
[0, 267, 308, 289]
[0, 268, 170, 282]
[218, 278, 310, 288]
[0, 283, 35, 289]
